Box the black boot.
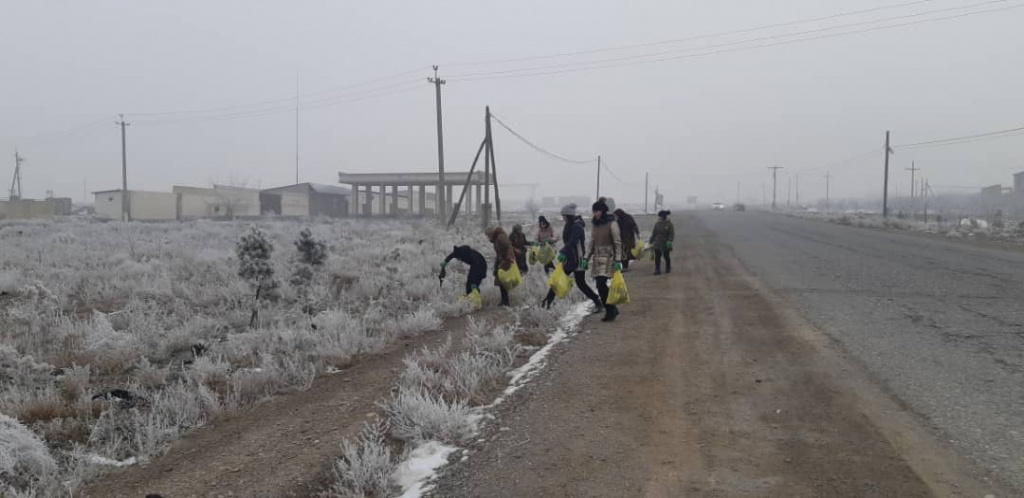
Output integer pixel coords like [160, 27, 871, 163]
[602, 305, 619, 322]
[591, 298, 604, 314]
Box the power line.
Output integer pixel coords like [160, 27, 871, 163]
[894, 125, 1024, 148]
[128, 65, 430, 118]
[8, 116, 115, 146]
[489, 114, 596, 164]
[445, 0, 938, 68]
[449, 1, 1022, 82]
[600, 161, 635, 187]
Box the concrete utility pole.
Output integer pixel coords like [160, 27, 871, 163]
[825, 172, 831, 211]
[295, 69, 300, 185]
[429, 66, 447, 221]
[117, 114, 130, 221]
[787, 176, 792, 207]
[906, 161, 920, 199]
[596, 155, 601, 199]
[767, 166, 783, 209]
[883, 130, 892, 218]
[645, 172, 649, 213]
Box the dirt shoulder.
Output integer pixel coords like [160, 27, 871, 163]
[431, 214, 1009, 497]
[82, 311, 505, 498]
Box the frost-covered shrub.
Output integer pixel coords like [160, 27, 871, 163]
[382, 386, 476, 444]
[0, 413, 58, 494]
[323, 420, 396, 498]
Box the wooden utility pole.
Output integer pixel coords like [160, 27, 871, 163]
[486, 106, 502, 226]
[9, 150, 24, 200]
[596, 155, 601, 199]
[883, 130, 892, 218]
[906, 161, 920, 199]
[483, 106, 492, 228]
[429, 66, 447, 221]
[768, 166, 783, 209]
[295, 70, 300, 185]
[117, 114, 130, 221]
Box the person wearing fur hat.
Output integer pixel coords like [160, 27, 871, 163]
[649, 210, 675, 275]
[586, 199, 624, 321]
[509, 224, 529, 275]
[613, 207, 640, 270]
[544, 204, 602, 310]
[485, 226, 516, 306]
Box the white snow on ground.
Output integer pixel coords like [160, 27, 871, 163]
[491, 301, 591, 407]
[86, 454, 137, 467]
[393, 441, 458, 498]
[390, 301, 590, 497]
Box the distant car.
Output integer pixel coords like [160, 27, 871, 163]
[712, 203, 725, 210]
[733, 203, 746, 212]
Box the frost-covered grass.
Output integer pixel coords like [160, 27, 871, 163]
[0, 216, 495, 496]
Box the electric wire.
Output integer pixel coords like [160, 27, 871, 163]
[894, 125, 1024, 149]
[489, 114, 596, 164]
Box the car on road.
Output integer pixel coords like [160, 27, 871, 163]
[733, 203, 746, 212]
[712, 203, 725, 210]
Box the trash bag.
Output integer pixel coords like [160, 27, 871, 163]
[536, 244, 557, 265]
[630, 241, 646, 260]
[547, 262, 574, 299]
[497, 263, 523, 291]
[465, 288, 482, 310]
[606, 270, 630, 305]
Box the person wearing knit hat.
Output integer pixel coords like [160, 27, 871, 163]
[649, 210, 675, 275]
[586, 199, 623, 322]
[544, 205, 602, 310]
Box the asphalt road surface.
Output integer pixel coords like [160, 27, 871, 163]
[432, 213, 1017, 497]
[699, 210, 1024, 491]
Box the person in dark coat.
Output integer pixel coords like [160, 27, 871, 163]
[509, 224, 529, 275]
[649, 210, 676, 275]
[485, 227, 515, 307]
[542, 204, 602, 310]
[440, 245, 488, 296]
[536, 216, 558, 274]
[613, 208, 640, 270]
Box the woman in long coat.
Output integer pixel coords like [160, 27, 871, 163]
[485, 226, 515, 306]
[585, 199, 623, 321]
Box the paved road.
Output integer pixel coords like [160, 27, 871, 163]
[698, 210, 1024, 490]
[432, 214, 1003, 497]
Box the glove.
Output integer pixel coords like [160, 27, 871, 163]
[613, 262, 623, 272]
[440, 261, 448, 268]
[666, 241, 673, 251]
[557, 253, 567, 263]
[581, 259, 589, 271]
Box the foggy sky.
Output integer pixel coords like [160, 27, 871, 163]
[2, 0, 1022, 207]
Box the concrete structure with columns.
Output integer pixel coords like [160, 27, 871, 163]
[337, 171, 489, 217]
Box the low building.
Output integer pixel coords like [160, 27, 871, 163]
[261, 183, 351, 218]
[337, 171, 485, 217]
[981, 184, 1004, 196]
[0, 197, 72, 220]
[1015, 171, 1024, 193]
[94, 190, 177, 221]
[173, 185, 261, 219]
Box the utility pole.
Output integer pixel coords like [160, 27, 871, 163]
[736, 182, 741, 204]
[795, 173, 800, 206]
[596, 155, 601, 199]
[483, 106, 492, 228]
[824, 172, 831, 211]
[906, 161, 920, 199]
[486, 106, 502, 226]
[295, 69, 300, 185]
[787, 176, 792, 207]
[767, 166, 783, 209]
[645, 172, 649, 213]
[9, 150, 24, 200]
[883, 130, 892, 218]
[429, 66, 447, 221]
[117, 114, 130, 221]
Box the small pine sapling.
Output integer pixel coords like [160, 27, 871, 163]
[236, 226, 278, 328]
[290, 227, 328, 324]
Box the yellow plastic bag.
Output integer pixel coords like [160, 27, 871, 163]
[457, 288, 483, 310]
[536, 244, 556, 265]
[547, 262, 574, 299]
[606, 270, 630, 305]
[630, 241, 646, 259]
[497, 263, 523, 291]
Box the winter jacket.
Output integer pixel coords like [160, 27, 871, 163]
[536, 225, 557, 245]
[485, 227, 516, 272]
[650, 219, 675, 251]
[558, 217, 587, 273]
[444, 245, 488, 282]
[614, 209, 640, 260]
[509, 227, 529, 271]
[587, 214, 623, 279]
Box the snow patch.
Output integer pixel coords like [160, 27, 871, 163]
[393, 441, 457, 498]
[490, 302, 590, 407]
[86, 454, 137, 467]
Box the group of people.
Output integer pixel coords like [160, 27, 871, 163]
[440, 198, 676, 323]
